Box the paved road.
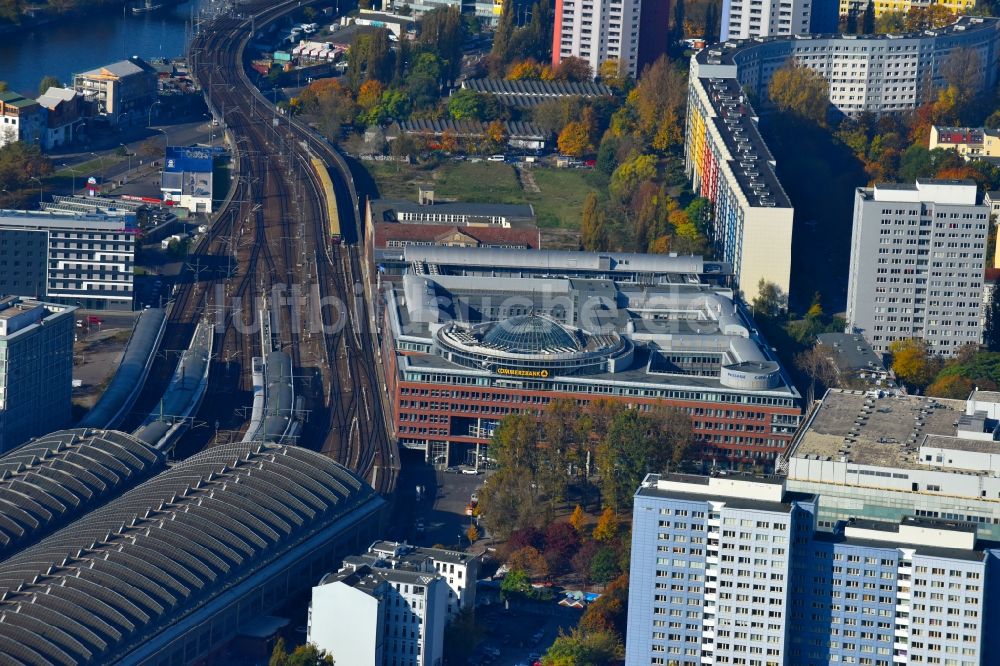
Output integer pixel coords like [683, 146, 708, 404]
[395, 450, 489, 549]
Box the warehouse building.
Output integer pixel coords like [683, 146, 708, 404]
[0, 441, 386, 666]
[381, 246, 801, 470]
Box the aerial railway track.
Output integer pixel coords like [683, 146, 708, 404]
[131, 0, 398, 493]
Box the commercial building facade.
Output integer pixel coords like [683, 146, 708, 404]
[626, 472, 1000, 666]
[685, 63, 794, 301]
[551, 0, 644, 76]
[0, 209, 137, 309]
[160, 145, 214, 213]
[845, 179, 988, 356]
[0, 297, 75, 453]
[696, 17, 1000, 118]
[381, 246, 802, 470]
[720, 0, 812, 41]
[73, 57, 158, 127]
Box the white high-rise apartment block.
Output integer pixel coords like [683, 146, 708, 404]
[720, 0, 811, 40]
[552, 0, 642, 77]
[846, 179, 988, 357]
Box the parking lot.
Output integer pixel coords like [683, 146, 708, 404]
[471, 602, 578, 666]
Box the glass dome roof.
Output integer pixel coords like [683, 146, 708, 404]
[481, 314, 581, 354]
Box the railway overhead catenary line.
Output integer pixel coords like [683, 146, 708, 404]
[179, 1, 397, 494]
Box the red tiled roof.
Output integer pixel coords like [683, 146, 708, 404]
[373, 223, 539, 249]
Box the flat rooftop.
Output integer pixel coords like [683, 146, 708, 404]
[813, 530, 987, 562]
[695, 16, 1000, 68]
[697, 77, 792, 209]
[790, 390, 991, 469]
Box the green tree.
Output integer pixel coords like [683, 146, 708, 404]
[751, 279, 785, 317]
[448, 88, 485, 121]
[875, 9, 906, 33]
[416, 6, 465, 81]
[270, 639, 334, 666]
[500, 567, 533, 601]
[595, 406, 691, 511]
[38, 75, 61, 96]
[580, 191, 609, 251]
[609, 153, 657, 202]
[768, 61, 829, 125]
[544, 627, 623, 665]
[589, 546, 620, 584]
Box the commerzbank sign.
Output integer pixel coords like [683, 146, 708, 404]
[494, 366, 551, 378]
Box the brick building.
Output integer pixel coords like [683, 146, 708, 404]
[379, 246, 802, 470]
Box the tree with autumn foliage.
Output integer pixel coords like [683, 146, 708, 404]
[592, 506, 619, 543]
[484, 119, 507, 151]
[356, 79, 384, 111]
[506, 58, 544, 80]
[569, 505, 586, 532]
[889, 338, 942, 389]
[558, 120, 594, 156]
[556, 56, 593, 82]
[768, 60, 829, 125]
[616, 56, 687, 152]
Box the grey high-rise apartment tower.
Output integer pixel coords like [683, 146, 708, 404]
[846, 179, 988, 357]
[0, 297, 76, 452]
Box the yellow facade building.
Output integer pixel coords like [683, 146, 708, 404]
[839, 0, 976, 18]
[928, 125, 1000, 158]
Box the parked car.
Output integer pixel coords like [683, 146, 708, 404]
[461, 468, 480, 475]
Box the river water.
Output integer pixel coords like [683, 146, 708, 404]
[0, 0, 215, 96]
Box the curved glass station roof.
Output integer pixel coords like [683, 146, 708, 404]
[480, 314, 582, 354]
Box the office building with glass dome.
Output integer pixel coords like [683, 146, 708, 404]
[381, 246, 802, 471]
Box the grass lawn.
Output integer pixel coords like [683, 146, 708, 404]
[364, 159, 605, 232]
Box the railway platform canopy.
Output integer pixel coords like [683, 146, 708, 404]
[0, 441, 384, 666]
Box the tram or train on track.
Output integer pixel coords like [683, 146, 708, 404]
[310, 157, 341, 245]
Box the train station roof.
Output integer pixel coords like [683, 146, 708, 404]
[0, 442, 379, 665]
[0, 429, 164, 562]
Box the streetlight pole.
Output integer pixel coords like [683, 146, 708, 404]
[90, 152, 107, 187]
[29, 177, 43, 207]
[120, 144, 133, 177]
[62, 163, 80, 194]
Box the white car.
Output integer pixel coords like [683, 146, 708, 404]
[461, 468, 480, 475]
